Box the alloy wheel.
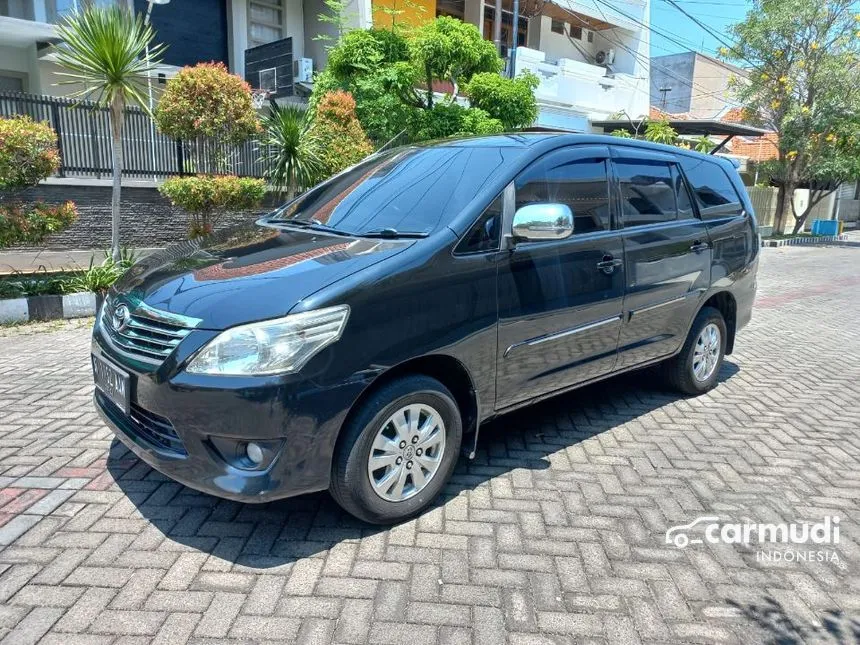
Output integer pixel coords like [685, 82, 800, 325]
[692, 322, 721, 382]
[367, 403, 446, 502]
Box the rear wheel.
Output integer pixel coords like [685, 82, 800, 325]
[330, 375, 462, 524]
[664, 306, 727, 395]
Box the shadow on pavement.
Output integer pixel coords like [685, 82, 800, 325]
[107, 359, 741, 569]
[727, 597, 860, 644]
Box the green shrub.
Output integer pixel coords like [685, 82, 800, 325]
[410, 103, 502, 141]
[310, 91, 374, 178]
[154, 62, 261, 146]
[0, 201, 78, 247]
[465, 71, 539, 131]
[0, 116, 60, 192]
[159, 175, 266, 238]
[65, 256, 122, 295]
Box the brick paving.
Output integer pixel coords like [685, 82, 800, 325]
[0, 243, 859, 644]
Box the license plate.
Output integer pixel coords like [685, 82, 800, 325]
[92, 354, 130, 415]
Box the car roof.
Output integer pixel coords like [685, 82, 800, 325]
[433, 132, 732, 170]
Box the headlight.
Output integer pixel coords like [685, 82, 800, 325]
[186, 305, 350, 376]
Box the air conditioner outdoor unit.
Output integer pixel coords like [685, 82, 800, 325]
[294, 58, 313, 83]
[595, 49, 616, 66]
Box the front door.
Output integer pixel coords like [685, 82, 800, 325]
[611, 148, 713, 368]
[496, 146, 625, 409]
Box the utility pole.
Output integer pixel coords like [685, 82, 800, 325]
[658, 86, 672, 110]
[494, 0, 502, 56]
[144, 0, 170, 181]
[510, 0, 520, 78]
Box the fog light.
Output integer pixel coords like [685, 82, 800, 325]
[246, 442, 264, 466]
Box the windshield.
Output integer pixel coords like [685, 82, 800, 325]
[270, 145, 519, 236]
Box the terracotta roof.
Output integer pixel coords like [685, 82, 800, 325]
[729, 132, 780, 162]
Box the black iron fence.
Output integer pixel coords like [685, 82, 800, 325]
[0, 92, 269, 180]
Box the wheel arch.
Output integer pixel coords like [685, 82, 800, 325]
[335, 353, 480, 459]
[700, 291, 738, 354]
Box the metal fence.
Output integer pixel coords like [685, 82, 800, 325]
[0, 92, 268, 180]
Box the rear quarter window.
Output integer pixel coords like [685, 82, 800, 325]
[678, 157, 745, 220]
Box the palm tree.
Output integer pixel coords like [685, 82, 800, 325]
[55, 5, 164, 261]
[260, 103, 324, 201]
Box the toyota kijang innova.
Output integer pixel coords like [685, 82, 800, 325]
[92, 134, 758, 523]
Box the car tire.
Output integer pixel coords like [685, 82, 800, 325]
[329, 375, 462, 524]
[664, 306, 727, 396]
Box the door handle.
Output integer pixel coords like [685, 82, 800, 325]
[596, 255, 623, 275]
[690, 241, 710, 253]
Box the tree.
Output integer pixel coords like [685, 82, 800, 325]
[722, 0, 860, 233]
[260, 103, 324, 200]
[0, 116, 77, 248]
[55, 5, 164, 261]
[309, 18, 537, 145]
[466, 71, 539, 130]
[154, 62, 261, 174]
[409, 17, 501, 108]
[309, 91, 374, 177]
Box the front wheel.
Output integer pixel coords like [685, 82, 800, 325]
[663, 306, 727, 395]
[330, 375, 462, 524]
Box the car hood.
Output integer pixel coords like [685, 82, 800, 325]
[111, 222, 414, 330]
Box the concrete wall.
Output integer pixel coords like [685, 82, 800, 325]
[650, 51, 694, 114]
[12, 183, 275, 249]
[537, 16, 597, 64]
[372, 0, 436, 29]
[748, 186, 837, 234]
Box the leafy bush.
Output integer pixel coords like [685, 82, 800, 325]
[159, 175, 266, 237]
[65, 256, 122, 295]
[0, 116, 60, 192]
[154, 62, 261, 146]
[310, 91, 374, 178]
[466, 71, 539, 131]
[410, 103, 502, 141]
[0, 201, 78, 247]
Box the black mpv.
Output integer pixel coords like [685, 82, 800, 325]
[92, 134, 758, 524]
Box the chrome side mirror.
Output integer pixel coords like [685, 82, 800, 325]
[511, 203, 574, 242]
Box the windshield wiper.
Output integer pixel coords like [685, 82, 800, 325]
[360, 228, 428, 239]
[276, 219, 353, 236]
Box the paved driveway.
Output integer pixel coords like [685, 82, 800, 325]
[0, 243, 859, 645]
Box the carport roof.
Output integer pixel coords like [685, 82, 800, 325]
[592, 119, 771, 137]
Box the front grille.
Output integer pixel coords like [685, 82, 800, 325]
[97, 390, 187, 456]
[102, 300, 198, 363]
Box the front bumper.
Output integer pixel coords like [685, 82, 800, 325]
[92, 323, 372, 503]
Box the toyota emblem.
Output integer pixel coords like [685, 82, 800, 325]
[111, 304, 130, 333]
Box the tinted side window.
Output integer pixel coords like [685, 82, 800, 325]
[515, 154, 611, 235]
[678, 157, 743, 219]
[457, 193, 503, 254]
[616, 160, 677, 226]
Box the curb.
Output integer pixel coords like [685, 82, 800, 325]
[762, 234, 848, 248]
[0, 292, 98, 324]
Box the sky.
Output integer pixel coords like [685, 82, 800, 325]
[649, 0, 753, 59]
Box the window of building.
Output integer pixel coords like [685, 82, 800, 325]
[249, 0, 284, 47]
[615, 160, 678, 227]
[0, 74, 24, 92]
[570, 25, 582, 40]
[551, 19, 565, 34]
[516, 152, 611, 235]
[587, 30, 594, 43]
[678, 157, 743, 219]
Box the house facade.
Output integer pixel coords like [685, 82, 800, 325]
[650, 51, 747, 119]
[2, 0, 649, 129]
